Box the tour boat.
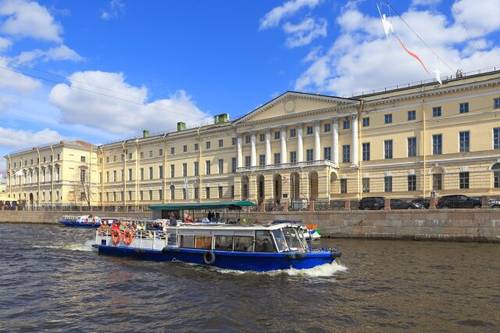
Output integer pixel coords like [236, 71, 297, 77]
[93, 221, 341, 272]
[59, 215, 103, 228]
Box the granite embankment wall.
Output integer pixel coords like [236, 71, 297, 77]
[235, 210, 500, 242]
[1, 209, 500, 242]
[0, 211, 150, 224]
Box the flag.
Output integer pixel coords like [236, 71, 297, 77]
[434, 69, 442, 85]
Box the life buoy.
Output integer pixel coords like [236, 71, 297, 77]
[111, 229, 121, 246]
[203, 251, 216, 265]
[122, 228, 134, 246]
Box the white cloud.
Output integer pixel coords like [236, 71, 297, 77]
[49, 71, 211, 135]
[283, 17, 327, 48]
[452, 0, 500, 37]
[100, 0, 125, 21]
[13, 44, 83, 66]
[0, 0, 62, 43]
[0, 36, 11, 51]
[0, 57, 40, 91]
[0, 127, 62, 149]
[294, 1, 500, 96]
[260, 0, 321, 30]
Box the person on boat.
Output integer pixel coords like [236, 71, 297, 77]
[169, 212, 177, 226]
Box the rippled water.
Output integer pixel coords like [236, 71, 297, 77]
[0, 223, 499, 332]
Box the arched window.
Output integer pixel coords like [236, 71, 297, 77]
[492, 163, 500, 188]
[170, 185, 175, 201]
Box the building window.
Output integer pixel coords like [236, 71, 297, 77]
[324, 147, 331, 160]
[306, 126, 313, 135]
[232, 137, 237, 145]
[384, 176, 392, 192]
[206, 160, 211, 175]
[231, 158, 237, 173]
[149, 151, 153, 158]
[493, 128, 500, 149]
[159, 166, 163, 179]
[274, 153, 281, 165]
[306, 149, 313, 162]
[245, 135, 251, 144]
[362, 178, 370, 193]
[159, 190, 163, 201]
[432, 106, 442, 117]
[274, 131, 280, 140]
[218, 159, 224, 174]
[494, 98, 500, 109]
[433, 174, 442, 191]
[342, 145, 350, 163]
[149, 167, 153, 180]
[218, 139, 224, 148]
[408, 175, 417, 191]
[259, 154, 265, 167]
[170, 165, 175, 178]
[218, 186, 223, 198]
[259, 133, 265, 142]
[170, 147, 175, 155]
[343, 119, 350, 129]
[183, 163, 188, 177]
[231, 185, 235, 198]
[106, 171, 110, 182]
[170, 185, 175, 200]
[459, 131, 470, 152]
[362, 143, 370, 161]
[493, 164, 500, 188]
[128, 153, 132, 160]
[408, 110, 416, 121]
[324, 123, 331, 132]
[340, 179, 347, 194]
[194, 161, 199, 176]
[149, 190, 153, 201]
[384, 114, 392, 124]
[459, 171, 469, 189]
[362, 117, 370, 127]
[194, 143, 199, 151]
[206, 141, 211, 149]
[183, 145, 187, 153]
[80, 156, 86, 162]
[290, 128, 296, 138]
[245, 156, 251, 168]
[459, 102, 469, 114]
[113, 170, 117, 182]
[384, 140, 393, 159]
[290, 151, 297, 163]
[206, 187, 210, 199]
[80, 169, 86, 183]
[408, 137, 417, 157]
[194, 187, 199, 199]
[433, 134, 442, 155]
[159, 149, 163, 156]
[183, 188, 187, 200]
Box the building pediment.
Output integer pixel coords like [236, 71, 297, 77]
[234, 91, 359, 125]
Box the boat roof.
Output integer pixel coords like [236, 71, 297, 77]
[149, 200, 256, 211]
[166, 222, 302, 231]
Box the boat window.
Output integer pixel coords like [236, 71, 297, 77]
[255, 231, 276, 252]
[283, 227, 305, 251]
[233, 236, 253, 252]
[180, 235, 195, 248]
[195, 236, 212, 249]
[271, 229, 289, 252]
[214, 235, 233, 251]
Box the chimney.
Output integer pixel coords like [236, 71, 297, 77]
[214, 113, 229, 124]
[177, 122, 186, 131]
[143, 129, 149, 138]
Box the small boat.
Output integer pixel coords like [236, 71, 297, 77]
[59, 215, 103, 228]
[305, 224, 321, 241]
[93, 221, 341, 272]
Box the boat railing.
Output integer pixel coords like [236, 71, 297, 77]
[96, 227, 173, 250]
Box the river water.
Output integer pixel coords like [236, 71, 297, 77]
[0, 223, 499, 332]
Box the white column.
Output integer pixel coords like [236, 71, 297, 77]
[332, 118, 339, 165]
[237, 136, 243, 168]
[297, 126, 304, 163]
[265, 130, 272, 166]
[351, 114, 359, 166]
[250, 133, 257, 167]
[314, 121, 321, 161]
[280, 127, 287, 164]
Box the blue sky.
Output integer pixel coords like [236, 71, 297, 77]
[0, 0, 499, 173]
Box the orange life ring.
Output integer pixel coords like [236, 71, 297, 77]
[122, 228, 134, 246]
[111, 229, 121, 245]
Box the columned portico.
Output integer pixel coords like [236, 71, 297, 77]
[332, 118, 339, 166]
[351, 114, 359, 166]
[297, 126, 304, 162]
[314, 121, 321, 161]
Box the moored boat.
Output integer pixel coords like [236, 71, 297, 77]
[59, 215, 104, 228]
[93, 221, 341, 272]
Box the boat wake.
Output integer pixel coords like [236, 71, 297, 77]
[214, 261, 348, 278]
[33, 240, 94, 252]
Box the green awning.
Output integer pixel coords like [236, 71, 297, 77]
[149, 200, 256, 211]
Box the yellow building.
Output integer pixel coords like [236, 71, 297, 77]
[4, 70, 500, 210]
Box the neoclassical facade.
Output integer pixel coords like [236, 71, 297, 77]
[4, 70, 500, 209]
